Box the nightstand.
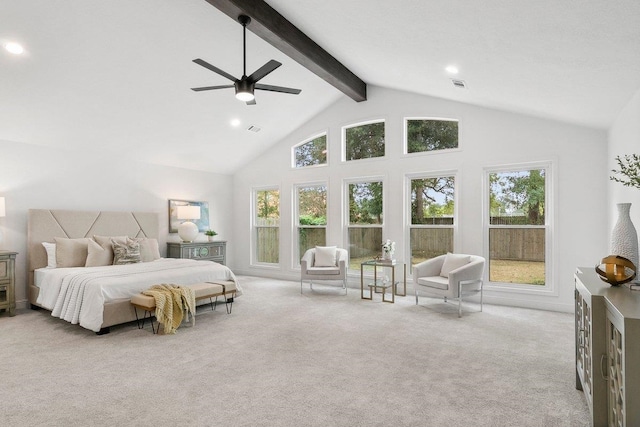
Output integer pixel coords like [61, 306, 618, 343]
[0, 251, 18, 316]
[167, 241, 226, 265]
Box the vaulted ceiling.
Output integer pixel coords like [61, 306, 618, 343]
[1, 1, 639, 174]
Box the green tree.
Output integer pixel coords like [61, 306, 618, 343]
[407, 120, 458, 153]
[491, 170, 545, 225]
[298, 186, 326, 225]
[411, 177, 455, 224]
[349, 181, 383, 224]
[295, 135, 327, 167]
[345, 122, 385, 160]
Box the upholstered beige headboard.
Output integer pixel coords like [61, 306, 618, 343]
[27, 209, 160, 290]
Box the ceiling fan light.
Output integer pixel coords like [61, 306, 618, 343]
[235, 90, 255, 102]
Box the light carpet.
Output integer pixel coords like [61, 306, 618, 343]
[0, 276, 589, 426]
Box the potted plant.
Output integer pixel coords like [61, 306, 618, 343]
[204, 229, 218, 242]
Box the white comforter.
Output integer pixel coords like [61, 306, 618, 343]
[36, 258, 240, 332]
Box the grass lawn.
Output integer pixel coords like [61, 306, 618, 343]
[490, 259, 545, 285]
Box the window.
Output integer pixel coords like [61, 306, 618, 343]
[344, 120, 385, 161]
[405, 118, 458, 154]
[295, 184, 327, 263]
[487, 166, 549, 286]
[254, 188, 280, 264]
[347, 179, 383, 270]
[408, 175, 455, 268]
[293, 134, 327, 168]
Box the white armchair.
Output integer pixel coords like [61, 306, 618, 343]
[300, 247, 349, 294]
[413, 253, 485, 317]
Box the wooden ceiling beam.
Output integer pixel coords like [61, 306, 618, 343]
[202, 0, 367, 102]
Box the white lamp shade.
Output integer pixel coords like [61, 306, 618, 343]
[178, 221, 199, 242]
[176, 205, 201, 220]
[0, 197, 5, 217]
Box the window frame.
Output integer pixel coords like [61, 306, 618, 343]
[291, 131, 328, 169]
[482, 161, 556, 295]
[405, 170, 459, 272]
[341, 119, 387, 163]
[403, 117, 462, 157]
[343, 175, 386, 273]
[293, 181, 328, 269]
[251, 186, 281, 269]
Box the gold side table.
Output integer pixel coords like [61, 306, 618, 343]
[360, 259, 406, 303]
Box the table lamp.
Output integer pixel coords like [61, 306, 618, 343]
[177, 205, 201, 242]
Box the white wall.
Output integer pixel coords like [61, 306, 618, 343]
[0, 139, 234, 308]
[608, 88, 640, 237]
[232, 86, 608, 312]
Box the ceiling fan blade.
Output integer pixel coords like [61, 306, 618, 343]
[246, 99, 257, 105]
[191, 85, 235, 92]
[247, 60, 282, 83]
[255, 83, 301, 95]
[192, 58, 237, 82]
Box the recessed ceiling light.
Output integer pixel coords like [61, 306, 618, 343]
[230, 119, 241, 127]
[4, 42, 25, 55]
[445, 65, 459, 75]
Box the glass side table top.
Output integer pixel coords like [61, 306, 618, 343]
[361, 259, 398, 266]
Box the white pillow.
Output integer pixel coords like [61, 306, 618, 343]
[138, 238, 161, 262]
[42, 242, 57, 268]
[314, 246, 337, 267]
[440, 253, 471, 278]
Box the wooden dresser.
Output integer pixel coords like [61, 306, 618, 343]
[575, 267, 640, 426]
[167, 241, 226, 265]
[0, 251, 18, 316]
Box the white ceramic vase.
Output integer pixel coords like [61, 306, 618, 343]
[610, 203, 639, 269]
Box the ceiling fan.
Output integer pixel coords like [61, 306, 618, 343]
[191, 14, 301, 105]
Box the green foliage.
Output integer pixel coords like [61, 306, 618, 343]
[295, 135, 327, 167]
[345, 122, 385, 160]
[257, 189, 279, 223]
[407, 119, 458, 153]
[411, 177, 455, 224]
[204, 229, 217, 236]
[299, 215, 327, 225]
[610, 154, 640, 189]
[490, 169, 545, 225]
[349, 181, 383, 224]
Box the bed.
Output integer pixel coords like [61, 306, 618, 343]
[27, 209, 240, 333]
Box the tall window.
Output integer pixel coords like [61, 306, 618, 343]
[405, 118, 459, 154]
[293, 134, 327, 168]
[254, 188, 280, 264]
[344, 120, 385, 161]
[487, 166, 548, 286]
[296, 184, 327, 263]
[409, 175, 455, 267]
[347, 179, 383, 270]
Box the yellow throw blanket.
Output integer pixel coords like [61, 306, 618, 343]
[142, 284, 196, 334]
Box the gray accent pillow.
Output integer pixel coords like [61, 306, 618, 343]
[112, 238, 141, 265]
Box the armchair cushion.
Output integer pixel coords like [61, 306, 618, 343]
[307, 266, 341, 276]
[314, 246, 337, 267]
[417, 276, 449, 290]
[440, 253, 471, 278]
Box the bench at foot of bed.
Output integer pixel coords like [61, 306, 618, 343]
[130, 281, 237, 334]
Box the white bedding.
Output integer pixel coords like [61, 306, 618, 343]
[35, 258, 240, 332]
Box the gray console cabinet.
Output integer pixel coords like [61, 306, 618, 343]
[575, 267, 640, 426]
[167, 241, 226, 265]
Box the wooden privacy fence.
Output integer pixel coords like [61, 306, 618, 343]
[257, 226, 545, 263]
[489, 228, 545, 262]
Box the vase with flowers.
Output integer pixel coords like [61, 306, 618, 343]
[609, 154, 640, 270]
[382, 239, 396, 260]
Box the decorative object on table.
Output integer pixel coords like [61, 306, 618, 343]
[595, 255, 637, 286]
[609, 203, 639, 270]
[381, 239, 396, 260]
[610, 153, 640, 189]
[204, 229, 218, 242]
[168, 200, 209, 233]
[176, 205, 201, 243]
